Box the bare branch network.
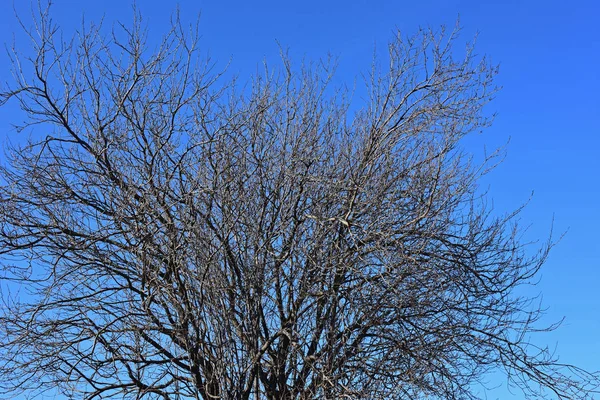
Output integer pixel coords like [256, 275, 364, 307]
[0, 4, 598, 400]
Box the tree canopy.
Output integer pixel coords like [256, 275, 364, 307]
[0, 4, 598, 400]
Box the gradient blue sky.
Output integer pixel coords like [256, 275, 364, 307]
[1, 0, 598, 398]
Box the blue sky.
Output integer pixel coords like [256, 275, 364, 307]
[0, 0, 598, 398]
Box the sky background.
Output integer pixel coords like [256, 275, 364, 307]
[0, 0, 598, 398]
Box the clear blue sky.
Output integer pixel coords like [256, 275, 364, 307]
[0, 0, 598, 398]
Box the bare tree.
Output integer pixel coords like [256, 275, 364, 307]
[0, 4, 597, 400]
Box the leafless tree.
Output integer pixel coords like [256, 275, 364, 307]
[0, 4, 597, 400]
